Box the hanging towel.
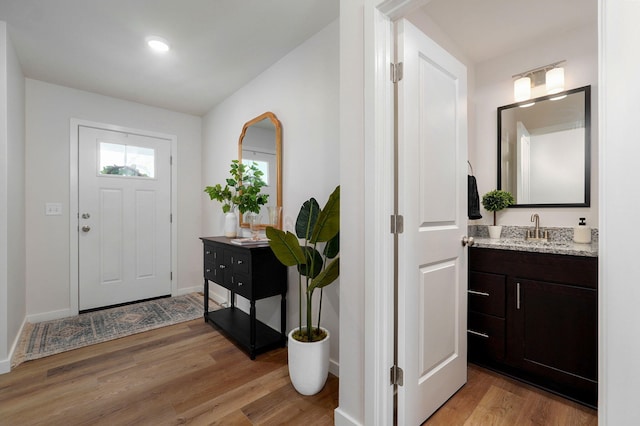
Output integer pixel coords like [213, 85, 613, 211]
[468, 175, 482, 220]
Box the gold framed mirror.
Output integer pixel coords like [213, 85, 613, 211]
[238, 111, 282, 229]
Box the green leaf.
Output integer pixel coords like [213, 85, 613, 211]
[324, 232, 339, 259]
[266, 227, 306, 266]
[295, 198, 320, 240]
[309, 257, 340, 293]
[311, 186, 340, 243]
[298, 246, 323, 278]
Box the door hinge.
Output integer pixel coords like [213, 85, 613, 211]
[170, 213, 173, 223]
[170, 271, 173, 280]
[390, 214, 404, 234]
[390, 365, 404, 386]
[170, 155, 173, 166]
[391, 62, 403, 83]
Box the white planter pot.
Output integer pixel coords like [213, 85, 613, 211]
[224, 211, 237, 238]
[287, 328, 330, 396]
[488, 225, 502, 239]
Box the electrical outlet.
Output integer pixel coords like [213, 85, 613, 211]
[45, 203, 62, 216]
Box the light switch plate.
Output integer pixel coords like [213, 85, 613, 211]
[45, 203, 62, 216]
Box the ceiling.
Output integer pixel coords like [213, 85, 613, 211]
[0, 0, 596, 116]
[421, 0, 597, 64]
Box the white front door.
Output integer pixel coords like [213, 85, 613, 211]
[78, 126, 172, 310]
[396, 19, 468, 424]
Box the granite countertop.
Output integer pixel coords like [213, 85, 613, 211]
[468, 225, 599, 257]
[471, 237, 598, 257]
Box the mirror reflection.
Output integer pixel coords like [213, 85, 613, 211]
[498, 86, 591, 207]
[238, 112, 282, 229]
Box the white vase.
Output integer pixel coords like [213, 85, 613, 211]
[287, 328, 330, 396]
[224, 211, 237, 238]
[488, 225, 502, 239]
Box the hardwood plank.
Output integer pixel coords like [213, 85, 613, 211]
[1, 318, 598, 425]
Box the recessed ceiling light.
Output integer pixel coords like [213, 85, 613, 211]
[146, 36, 170, 53]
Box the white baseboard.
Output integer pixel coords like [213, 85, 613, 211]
[0, 358, 9, 374]
[334, 407, 363, 426]
[0, 316, 28, 375]
[27, 308, 74, 323]
[175, 285, 201, 296]
[207, 288, 228, 307]
[329, 358, 339, 377]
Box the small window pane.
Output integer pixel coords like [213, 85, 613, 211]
[99, 142, 155, 178]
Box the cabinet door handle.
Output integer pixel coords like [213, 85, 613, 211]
[237, 281, 243, 286]
[468, 290, 490, 297]
[467, 329, 489, 339]
[237, 259, 243, 265]
[219, 264, 226, 269]
[516, 282, 521, 310]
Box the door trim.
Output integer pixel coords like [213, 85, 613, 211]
[69, 119, 178, 315]
[364, 1, 441, 425]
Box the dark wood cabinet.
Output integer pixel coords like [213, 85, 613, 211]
[468, 247, 598, 407]
[201, 236, 287, 359]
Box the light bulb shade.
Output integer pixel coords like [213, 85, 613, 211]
[514, 77, 531, 102]
[546, 67, 564, 94]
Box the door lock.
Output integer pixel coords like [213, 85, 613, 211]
[81, 213, 91, 219]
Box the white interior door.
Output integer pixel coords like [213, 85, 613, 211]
[78, 126, 171, 310]
[396, 19, 468, 425]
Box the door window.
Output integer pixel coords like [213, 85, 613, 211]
[99, 141, 155, 178]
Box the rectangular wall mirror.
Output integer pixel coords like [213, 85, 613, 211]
[498, 85, 591, 207]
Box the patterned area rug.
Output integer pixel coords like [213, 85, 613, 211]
[12, 293, 208, 367]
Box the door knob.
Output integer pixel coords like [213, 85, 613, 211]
[462, 236, 475, 247]
[81, 225, 91, 232]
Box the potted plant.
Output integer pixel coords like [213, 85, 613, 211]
[204, 159, 269, 238]
[481, 189, 514, 239]
[265, 185, 340, 395]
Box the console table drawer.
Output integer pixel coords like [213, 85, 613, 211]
[232, 273, 252, 299]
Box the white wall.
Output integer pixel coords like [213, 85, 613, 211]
[0, 22, 26, 373]
[25, 79, 202, 319]
[472, 23, 598, 228]
[600, 0, 640, 423]
[202, 21, 340, 370]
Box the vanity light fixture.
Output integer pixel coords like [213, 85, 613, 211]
[512, 60, 566, 105]
[146, 36, 170, 53]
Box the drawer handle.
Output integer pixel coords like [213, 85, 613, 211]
[468, 290, 490, 297]
[205, 250, 211, 255]
[205, 268, 211, 273]
[467, 329, 489, 339]
[219, 265, 226, 269]
[237, 282, 243, 286]
[237, 259, 243, 264]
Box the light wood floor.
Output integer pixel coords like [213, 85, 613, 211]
[0, 318, 596, 425]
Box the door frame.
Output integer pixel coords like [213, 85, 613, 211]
[69, 118, 178, 315]
[363, 1, 433, 424]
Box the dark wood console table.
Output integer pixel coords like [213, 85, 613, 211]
[200, 236, 287, 359]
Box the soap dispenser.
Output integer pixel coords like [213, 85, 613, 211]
[573, 217, 592, 244]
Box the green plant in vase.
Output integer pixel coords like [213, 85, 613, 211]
[481, 189, 514, 239]
[204, 159, 269, 215]
[266, 185, 340, 342]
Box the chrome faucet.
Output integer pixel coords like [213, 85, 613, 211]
[527, 213, 548, 241]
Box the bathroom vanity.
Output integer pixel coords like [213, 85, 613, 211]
[467, 243, 597, 407]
